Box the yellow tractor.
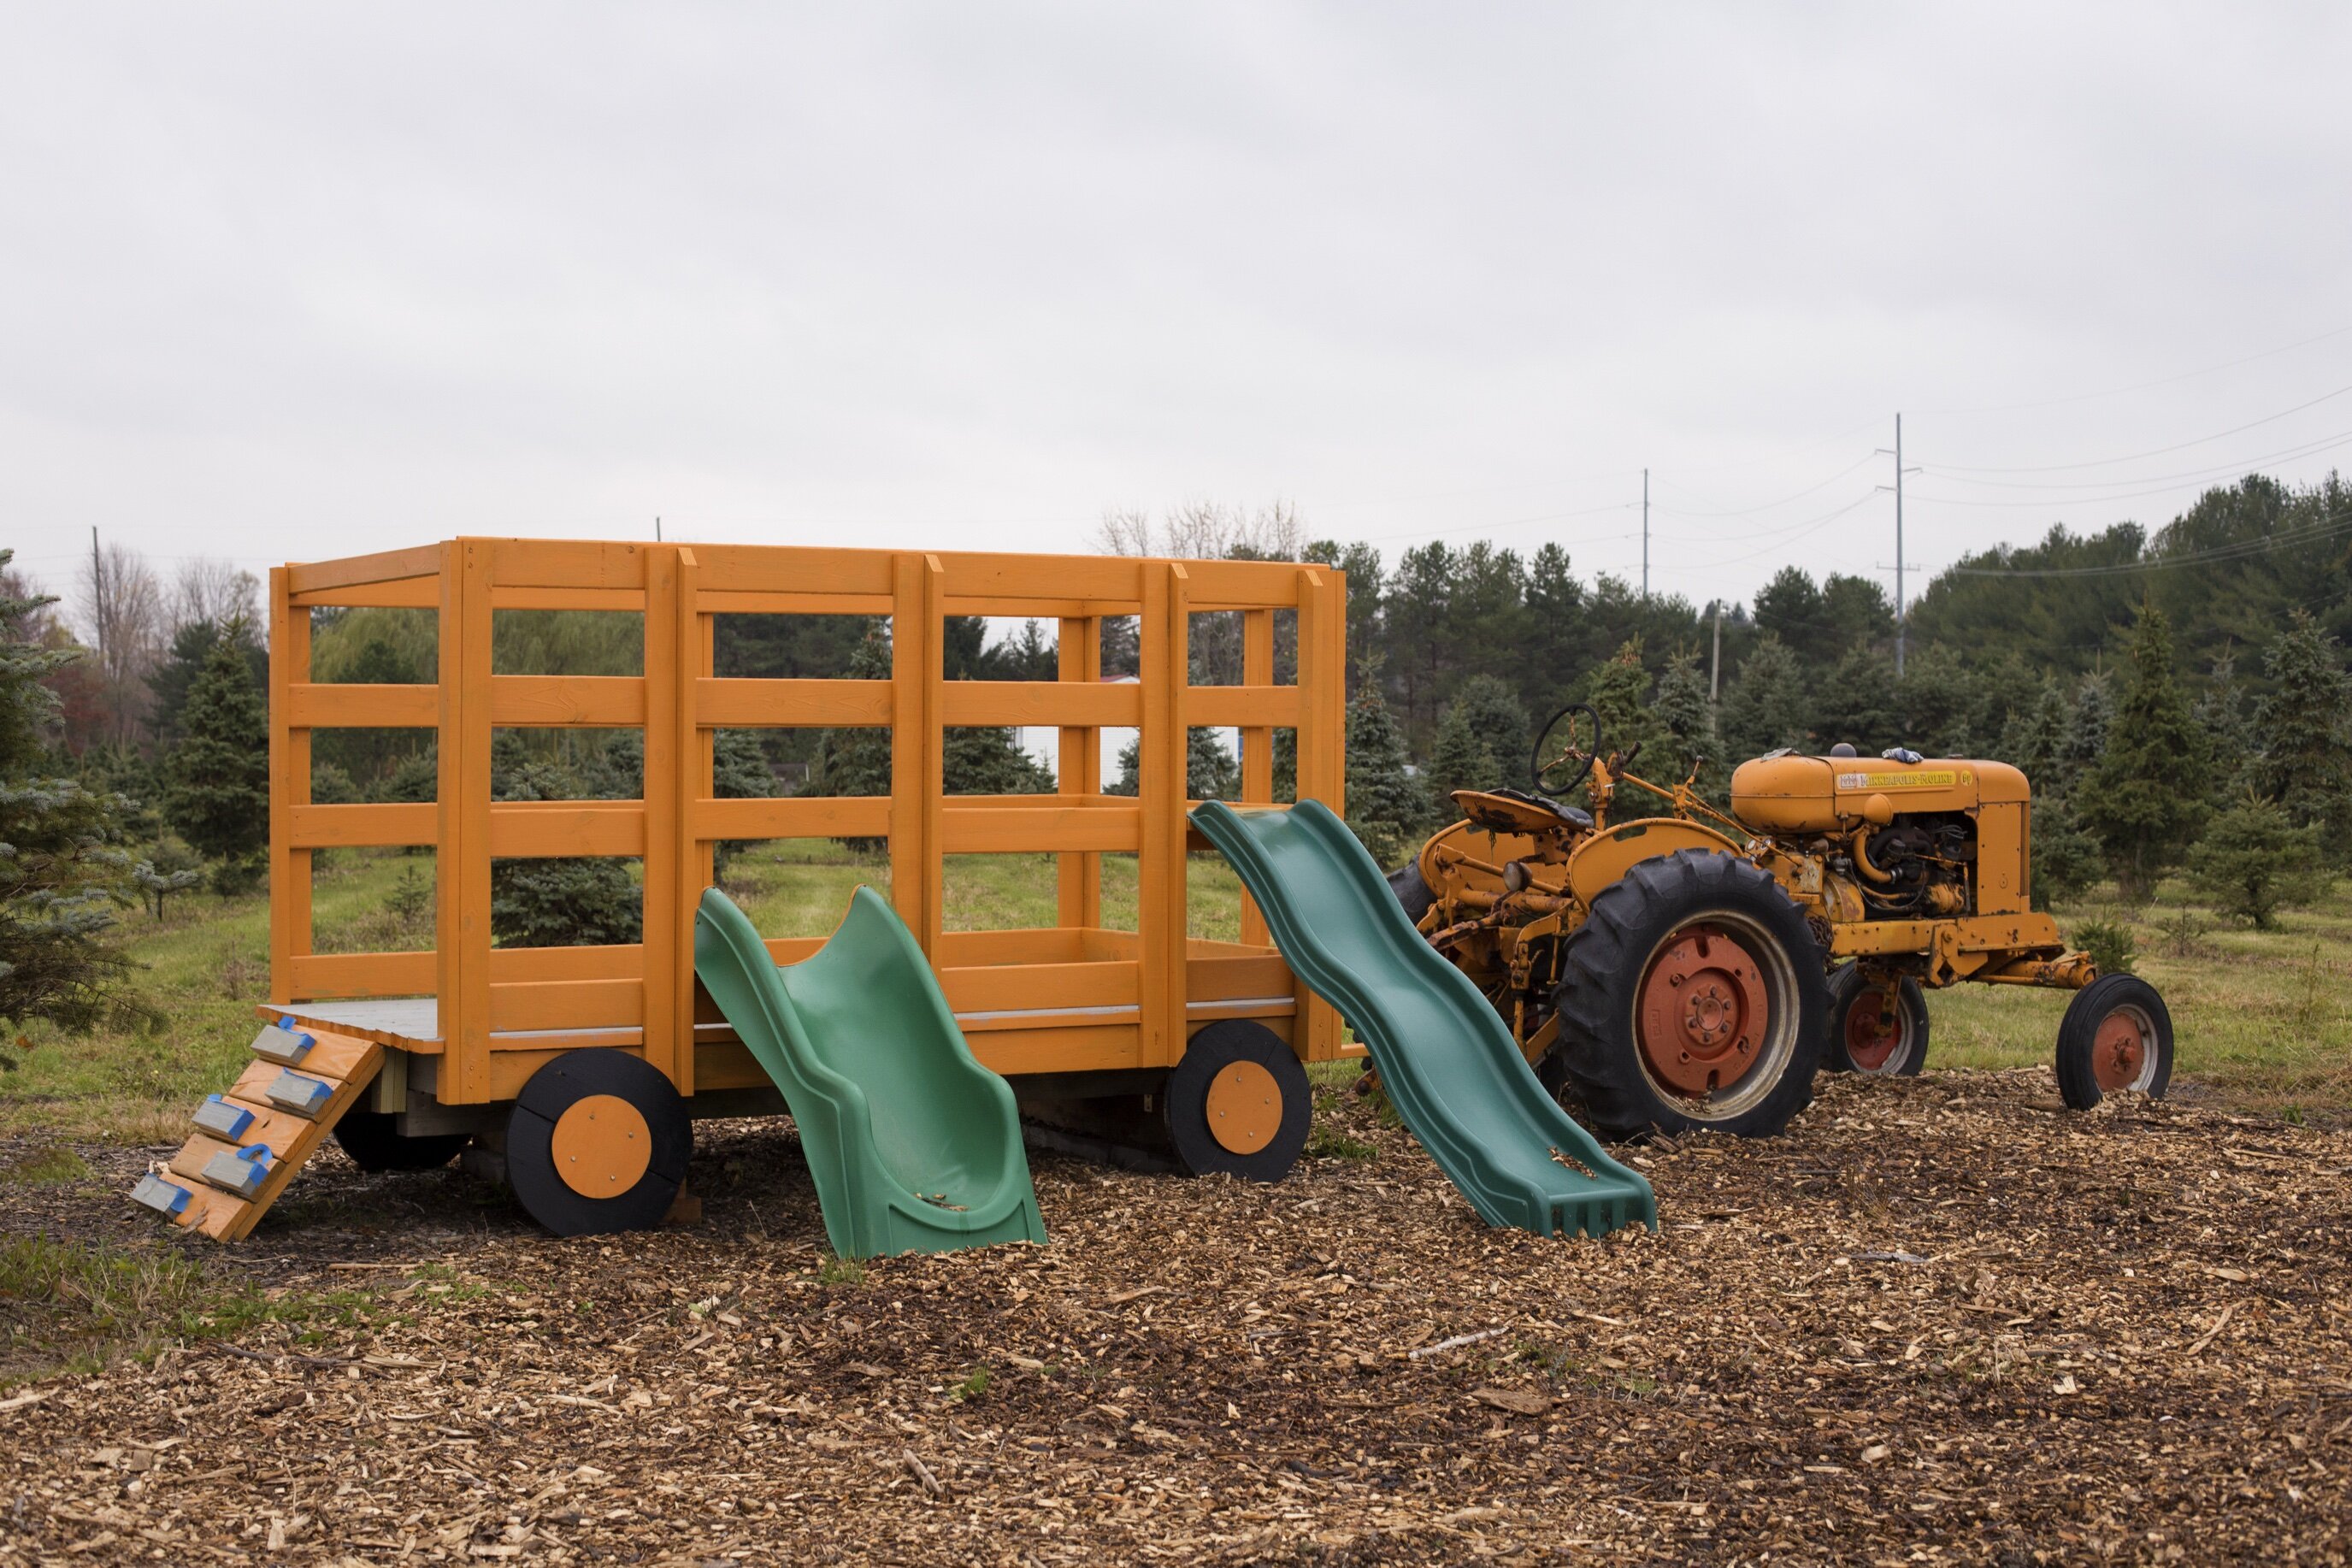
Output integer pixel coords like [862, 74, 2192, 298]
[1389, 705, 2172, 1139]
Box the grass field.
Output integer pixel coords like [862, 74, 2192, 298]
[3, 840, 2346, 1144]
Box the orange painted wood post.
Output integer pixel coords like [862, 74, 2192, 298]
[1055, 614, 1103, 930]
[1293, 564, 1344, 1058]
[640, 545, 692, 1092]
[889, 553, 945, 955]
[267, 567, 310, 1004]
[437, 540, 495, 1104]
[1138, 563, 1190, 1066]
[1238, 606, 1274, 948]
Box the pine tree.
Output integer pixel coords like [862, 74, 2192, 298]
[2192, 648, 2255, 786]
[1447, 675, 1530, 787]
[1343, 678, 1428, 867]
[711, 728, 775, 875]
[2060, 670, 2113, 785]
[2027, 793, 2101, 910]
[1425, 701, 1498, 805]
[1185, 728, 1240, 801]
[1813, 646, 1898, 757]
[809, 626, 893, 822]
[1581, 638, 1664, 762]
[1997, 680, 2073, 793]
[1718, 635, 1808, 762]
[2187, 794, 2329, 928]
[1, 549, 146, 1031]
[2250, 610, 2352, 846]
[164, 616, 270, 887]
[1651, 647, 1723, 794]
[487, 735, 642, 948]
[2078, 602, 2210, 902]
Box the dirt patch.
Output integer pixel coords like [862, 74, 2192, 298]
[3, 1070, 2349, 1564]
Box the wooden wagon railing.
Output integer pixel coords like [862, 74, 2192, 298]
[268, 539, 1350, 1110]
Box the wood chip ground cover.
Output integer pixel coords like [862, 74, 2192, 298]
[3, 1070, 2349, 1565]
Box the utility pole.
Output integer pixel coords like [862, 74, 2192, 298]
[1641, 469, 1649, 600]
[654, 516, 663, 542]
[1710, 602, 1722, 702]
[1877, 416, 1920, 677]
[1894, 415, 1906, 677]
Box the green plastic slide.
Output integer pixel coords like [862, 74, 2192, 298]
[693, 887, 1046, 1259]
[1191, 799, 1657, 1239]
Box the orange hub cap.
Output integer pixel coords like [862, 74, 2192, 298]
[1205, 1060, 1282, 1155]
[1638, 923, 1767, 1097]
[2092, 1011, 2149, 1092]
[551, 1093, 653, 1198]
[1844, 987, 1902, 1072]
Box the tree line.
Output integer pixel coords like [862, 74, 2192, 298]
[4, 471, 2349, 1035]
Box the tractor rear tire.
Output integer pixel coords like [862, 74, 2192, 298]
[2055, 975, 2172, 1110]
[1549, 850, 1826, 1140]
[1387, 860, 1435, 928]
[1824, 965, 1931, 1076]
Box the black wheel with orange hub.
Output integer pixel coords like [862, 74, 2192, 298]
[1824, 964, 1931, 1076]
[1164, 1021, 1311, 1182]
[506, 1049, 693, 1236]
[2055, 974, 2172, 1110]
[1550, 849, 1827, 1140]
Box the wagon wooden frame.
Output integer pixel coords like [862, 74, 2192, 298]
[262, 538, 1353, 1123]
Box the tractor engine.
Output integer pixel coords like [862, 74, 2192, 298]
[1728, 752, 2033, 918]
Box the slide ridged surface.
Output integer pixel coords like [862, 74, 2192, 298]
[694, 887, 1046, 1259]
[1192, 800, 1656, 1239]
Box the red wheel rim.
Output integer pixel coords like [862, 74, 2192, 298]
[1637, 923, 1768, 1097]
[2092, 1008, 2150, 1092]
[1843, 987, 1905, 1073]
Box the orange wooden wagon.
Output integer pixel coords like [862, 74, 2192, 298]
[134, 539, 1355, 1239]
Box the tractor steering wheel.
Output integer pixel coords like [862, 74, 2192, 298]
[1530, 703, 1602, 799]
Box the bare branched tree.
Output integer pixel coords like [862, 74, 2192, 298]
[1092, 499, 1304, 562]
[75, 539, 163, 746]
[171, 557, 261, 634]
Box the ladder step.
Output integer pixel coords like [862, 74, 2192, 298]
[131, 1173, 193, 1217]
[198, 1144, 276, 1200]
[192, 1094, 255, 1142]
[249, 1019, 315, 1066]
[262, 1070, 334, 1118]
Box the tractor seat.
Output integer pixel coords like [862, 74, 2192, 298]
[1450, 787, 1595, 836]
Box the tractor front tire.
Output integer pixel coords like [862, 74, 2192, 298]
[1824, 965, 1931, 1076]
[1550, 850, 1826, 1140]
[2055, 975, 2172, 1110]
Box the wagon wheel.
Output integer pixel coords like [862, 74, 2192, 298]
[506, 1048, 693, 1235]
[1824, 965, 1931, 1076]
[333, 1111, 470, 1173]
[2054, 975, 2172, 1110]
[1164, 1021, 1311, 1182]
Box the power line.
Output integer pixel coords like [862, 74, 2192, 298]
[1648, 450, 1881, 518]
[1942, 505, 2352, 578]
[1917, 427, 2352, 491]
[1913, 321, 2352, 417]
[1926, 381, 2352, 475]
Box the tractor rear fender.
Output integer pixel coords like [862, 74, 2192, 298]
[1564, 818, 1748, 909]
[1414, 820, 1546, 905]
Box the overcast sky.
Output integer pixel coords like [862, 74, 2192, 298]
[6, 3, 2350, 614]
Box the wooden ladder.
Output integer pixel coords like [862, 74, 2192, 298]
[129, 1019, 384, 1241]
